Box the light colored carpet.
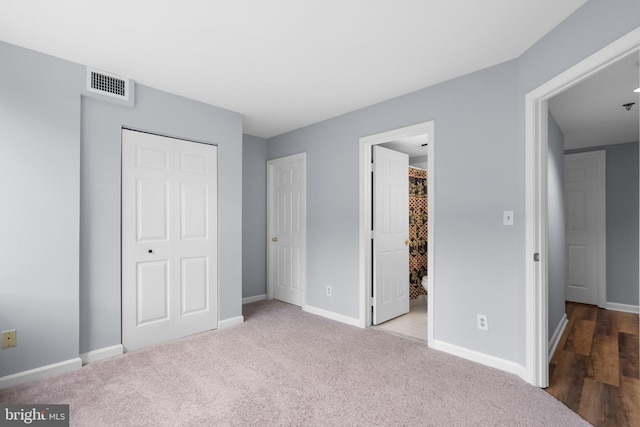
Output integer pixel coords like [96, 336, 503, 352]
[0, 300, 589, 426]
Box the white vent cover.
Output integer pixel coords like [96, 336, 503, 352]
[86, 67, 132, 102]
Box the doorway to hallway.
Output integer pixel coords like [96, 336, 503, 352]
[524, 28, 640, 387]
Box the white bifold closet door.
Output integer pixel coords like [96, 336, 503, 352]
[122, 129, 218, 352]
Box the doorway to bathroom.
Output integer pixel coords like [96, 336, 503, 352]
[358, 121, 435, 346]
[375, 157, 429, 341]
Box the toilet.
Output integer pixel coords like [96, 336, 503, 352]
[421, 276, 428, 293]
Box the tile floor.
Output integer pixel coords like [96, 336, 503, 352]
[375, 295, 428, 341]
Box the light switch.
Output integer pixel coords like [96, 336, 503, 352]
[503, 211, 514, 226]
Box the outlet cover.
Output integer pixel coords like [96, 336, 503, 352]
[2, 330, 16, 348]
[326, 286, 332, 297]
[477, 315, 488, 331]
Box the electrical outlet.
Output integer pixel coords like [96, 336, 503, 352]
[2, 330, 16, 348]
[326, 286, 332, 297]
[477, 314, 488, 331]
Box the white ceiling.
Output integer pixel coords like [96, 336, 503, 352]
[381, 134, 429, 158]
[0, 0, 589, 138]
[548, 53, 640, 150]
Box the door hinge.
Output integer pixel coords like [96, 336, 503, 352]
[370, 230, 375, 239]
[370, 297, 375, 307]
[534, 253, 540, 262]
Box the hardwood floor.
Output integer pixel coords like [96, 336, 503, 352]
[547, 302, 639, 427]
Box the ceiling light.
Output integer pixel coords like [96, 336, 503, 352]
[635, 87, 640, 93]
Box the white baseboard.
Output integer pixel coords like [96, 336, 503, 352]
[302, 305, 361, 328]
[0, 358, 82, 389]
[548, 314, 568, 360]
[433, 340, 527, 380]
[80, 344, 124, 365]
[243, 294, 267, 304]
[606, 302, 639, 314]
[218, 315, 244, 329]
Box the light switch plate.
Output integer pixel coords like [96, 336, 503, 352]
[503, 211, 514, 226]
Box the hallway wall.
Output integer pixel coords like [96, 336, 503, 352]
[548, 112, 566, 337]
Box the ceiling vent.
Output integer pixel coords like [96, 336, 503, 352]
[86, 67, 134, 103]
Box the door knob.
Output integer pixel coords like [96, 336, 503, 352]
[272, 237, 278, 242]
[148, 249, 153, 253]
[405, 240, 410, 245]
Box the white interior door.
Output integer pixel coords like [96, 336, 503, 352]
[564, 151, 605, 306]
[268, 153, 306, 306]
[122, 129, 217, 351]
[373, 146, 409, 325]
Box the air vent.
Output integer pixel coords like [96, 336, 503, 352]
[86, 67, 133, 102]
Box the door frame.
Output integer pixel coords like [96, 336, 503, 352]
[358, 121, 435, 347]
[564, 151, 607, 307]
[266, 152, 307, 307]
[524, 27, 640, 387]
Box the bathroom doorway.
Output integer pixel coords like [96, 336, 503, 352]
[374, 143, 429, 341]
[358, 121, 435, 346]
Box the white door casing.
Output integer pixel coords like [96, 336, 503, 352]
[359, 121, 435, 345]
[267, 153, 306, 307]
[372, 146, 410, 325]
[564, 151, 606, 306]
[122, 129, 218, 352]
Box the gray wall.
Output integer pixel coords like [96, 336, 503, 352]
[547, 113, 566, 338]
[566, 141, 639, 306]
[0, 41, 82, 377]
[269, 60, 523, 362]
[242, 134, 267, 298]
[1, 40, 243, 376]
[267, 0, 640, 366]
[605, 142, 639, 305]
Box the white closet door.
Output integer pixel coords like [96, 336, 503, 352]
[173, 139, 217, 339]
[122, 129, 217, 351]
